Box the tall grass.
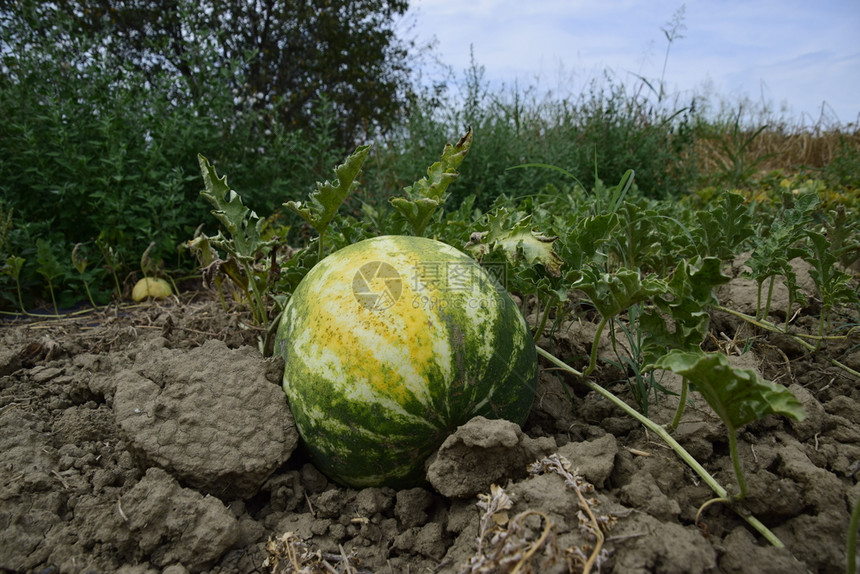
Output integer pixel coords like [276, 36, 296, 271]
[367, 61, 858, 216]
[690, 96, 860, 189]
[368, 62, 702, 215]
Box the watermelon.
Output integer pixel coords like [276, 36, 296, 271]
[274, 235, 537, 489]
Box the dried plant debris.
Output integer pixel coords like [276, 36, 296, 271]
[459, 484, 559, 574]
[528, 454, 616, 573]
[529, 455, 618, 531]
[263, 531, 363, 574]
[458, 456, 619, 574]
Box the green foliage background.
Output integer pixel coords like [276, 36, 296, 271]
[0, 0, 858, 312]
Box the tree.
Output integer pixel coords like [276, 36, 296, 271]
[2, 0, 415, 148]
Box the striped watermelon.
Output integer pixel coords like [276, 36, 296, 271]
[274, 235, 538, 489]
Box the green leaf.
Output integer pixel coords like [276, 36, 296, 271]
[696, 191, 754, 259]
[389, 196, 440, 236]
[36, 238, 64, 282]
[805, 229, 860, 310]
[606, 169, 635, 214]
[652, 350, 806, 429]
[743, 192, 818, 289]
[390, 128, 472, 236]
[571, 213, 620, 263]
[198, 154, 266, 261]
[824, 204, 860, 267]
[573, 267, 668, 319]
[641, 257, 730, 361]
[3, 255, 25, 280]
[465, 210, 563, 277]
[284, 144, 371, 236]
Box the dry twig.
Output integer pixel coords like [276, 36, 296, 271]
[529, 454, 615, 574]
[263, 532, 362, 574]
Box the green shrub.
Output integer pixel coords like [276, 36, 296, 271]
[0, 7, 340, 310]
[367, 63, 700, 215]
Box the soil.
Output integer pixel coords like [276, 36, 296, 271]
[1, 265, 859, 574]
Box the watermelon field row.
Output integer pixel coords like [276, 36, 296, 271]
[182, 128, 858, 561]
[1, 120, 859, 571]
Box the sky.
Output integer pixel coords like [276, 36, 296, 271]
[402, 0, 860, 126]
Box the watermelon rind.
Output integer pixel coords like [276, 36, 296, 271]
[274, 235, 538, 489]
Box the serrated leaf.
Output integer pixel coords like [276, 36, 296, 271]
[391, 128, 472, 236]
[652, 350, 806, 429]
[805, 229, 860, 309]
[696, 191, 754, 259]
[389, 196, 439, 237]
[198, 155, 248, 236]
[744, 191, 819, 286]
[640, 257, 731, 363]
[284, 144, 371, 235]
[465, 211, 563, 277]
[36, 238, 63, 281]
[825, 205, 860, 267]
[406, 127, 472, 201]
[574, 213, 620, 260]
[573, 267, 668, 318]
[3, 255, 25, 279]
[198, 154, 265, 261]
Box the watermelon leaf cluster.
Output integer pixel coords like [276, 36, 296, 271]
[390, 127, 473, 236]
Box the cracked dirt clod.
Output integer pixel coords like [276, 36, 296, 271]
[113, 338, 298, 499]
[118, 467, 240, 571]
[425, 416, 556, 498]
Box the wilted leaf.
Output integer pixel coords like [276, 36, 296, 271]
[467, 211, 563, 277]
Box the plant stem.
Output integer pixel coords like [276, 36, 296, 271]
[242, 261, 269, 329]
[815, 307, 828, 353]
[82, 280, 97, 308]
[848, 493, 860, 574]
[46, 280, 59, 316]
[755, 279, 764, 320]
[110, 270, 122, 302]
[726, 425, 748, 500]
[536, 345, 786, 548]
[14, 278, 30, 315]
[762, 275, 775, 320]
[583, 315, 609, 378]
[714, 305, 860, 379]
[533, 295, 555, 340]
[668, 377, 688, 432]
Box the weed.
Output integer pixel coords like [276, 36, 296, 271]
[35, 239, 65, 315]
[3, 256, 27, 314]
[71, 243, 98, 309]
[606, 304, 668, 417]
[704, 106, 776, 188]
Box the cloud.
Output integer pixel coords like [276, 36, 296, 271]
[406, 0, 860, 122]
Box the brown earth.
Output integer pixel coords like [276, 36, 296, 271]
[1, 269, 858, 573]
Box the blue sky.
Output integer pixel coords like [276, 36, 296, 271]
[404, 0, 860, 126]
